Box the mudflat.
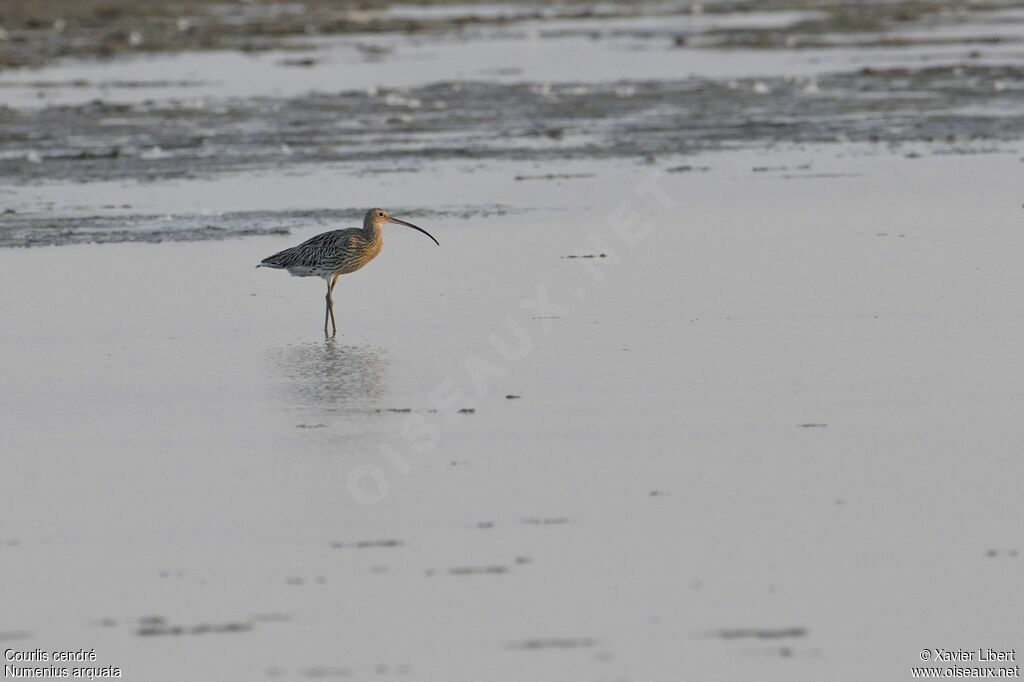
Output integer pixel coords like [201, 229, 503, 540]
[2, 1, 1023, 680]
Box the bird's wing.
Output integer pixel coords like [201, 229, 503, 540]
[259, 229, 359, 269]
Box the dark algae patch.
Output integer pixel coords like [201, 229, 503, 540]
[6, 65, 1024, 193]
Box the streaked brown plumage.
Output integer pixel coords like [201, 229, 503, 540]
[257, 208, 439, 335]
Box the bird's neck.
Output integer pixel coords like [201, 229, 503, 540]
[364, 222, 383, 242]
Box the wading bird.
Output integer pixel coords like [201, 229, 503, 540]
[257, 208, 439, 335]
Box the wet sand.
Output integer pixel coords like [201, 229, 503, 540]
[3, 149, 1024, 679]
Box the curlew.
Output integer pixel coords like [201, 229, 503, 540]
[257, 208, 439, 335]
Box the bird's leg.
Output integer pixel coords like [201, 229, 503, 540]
[327, 274, 340, 336]
[324, 279, 332, 336]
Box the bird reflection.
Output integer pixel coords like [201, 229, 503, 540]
[269, 338, 388, 409]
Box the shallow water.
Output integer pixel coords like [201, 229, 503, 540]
[3, 148, 1024, 680]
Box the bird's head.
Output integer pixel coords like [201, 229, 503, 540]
[364, 208, 439, 246]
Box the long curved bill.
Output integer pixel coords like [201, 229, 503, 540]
[390, 217, 440, 246]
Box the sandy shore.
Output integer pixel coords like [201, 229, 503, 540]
[2, 148, 1023, 679]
